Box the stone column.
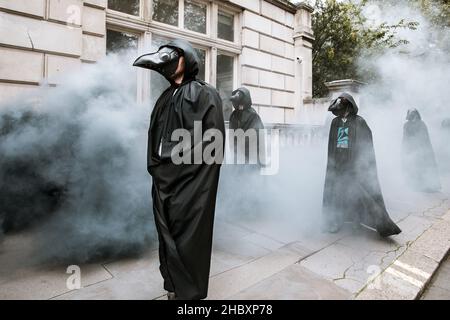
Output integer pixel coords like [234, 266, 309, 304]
[293, 2, 314, 123]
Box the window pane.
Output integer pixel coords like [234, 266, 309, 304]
[106, 29, 138, 54]
[184, 0, 206, 34]
[108, 0, 140, 16]
[218, 11, 234, 42]
[106, 30, 139, 98]
[216, 54, 234, 119]
[150, 37, 171, 107]
[195, 48, 206, 81]
[153, 0, 179, 26]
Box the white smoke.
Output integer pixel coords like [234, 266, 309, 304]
[357, 0, 450, 195]
[0, 53, 156, 263]
[1, 1, 448, 265]
[217, 0, 450, 242]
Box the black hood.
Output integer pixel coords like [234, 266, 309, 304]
[406, 108, 421, 121]
[231, 87, 252, 109]
[163, 39, 199, 81]
[338, 92, 359, 115]
[328, 92, 359, 117]
[133, 39, 199, 84]
[442, 118, 450, 128]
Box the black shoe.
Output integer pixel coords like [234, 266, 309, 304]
[328, 223, 342, 234]
[167, 292, 177, 300]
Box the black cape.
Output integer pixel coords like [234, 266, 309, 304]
[229, 87, 264, 165]
[147, 40, 225, 300]
[323, 93, 401, 237]
[402, 109, 441, 192]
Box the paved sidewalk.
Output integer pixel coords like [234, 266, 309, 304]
[1, 186, 450, 300]
[421, 254, 450, 300]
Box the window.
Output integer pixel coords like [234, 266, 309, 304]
[108, 0, 140, 16]
[216, 54, 235, 120]
[218, 10, 234, 42]
[152, 0, 179, 26]
[106, 1, 239, 112]
[150, 37, 171, 107]
[184, 0, 207, 34]
[195, 48, 206, 81]
[106, 29, 138, 54]
[106, 29, 139, 98]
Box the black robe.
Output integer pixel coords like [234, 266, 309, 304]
[229, 87, 264, 165]
[147, 40, 225, 300]
[402, 110, 441, 192]
[323, 93, 401, 237]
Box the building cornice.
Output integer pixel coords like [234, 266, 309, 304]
[266, 0, 298, 13]
[295, 2, 314, 13]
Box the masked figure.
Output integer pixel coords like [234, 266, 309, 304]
[134, 39, 225, 300]
[402, 109, 441, 192]
[323, 93, 401, 237]
[229, 87, 265, 165]
[442, 118, 450, 130]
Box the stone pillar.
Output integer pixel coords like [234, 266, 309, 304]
[325, 79, 367, 107]
[293, 2, 314, 123]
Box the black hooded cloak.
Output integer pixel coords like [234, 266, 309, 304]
[229, 87, 265, 165]
[323, 93, 401, 237]
[402, 109, 440, 192]
[147, 40, 225, 300]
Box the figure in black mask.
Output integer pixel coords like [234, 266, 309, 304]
[323, 93, 401, 237]
[229, 87, 265, 165]
[441, 119, 450, 174]
[134, 39, 225, 300]
[442, 118, 450, 131]
[402, 108, 441, 192]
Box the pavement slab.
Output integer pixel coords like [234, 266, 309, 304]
[207, 243, 311, 300]
[421, 286, 450, 299]
[299, 242, 371, 293]
[421, 254, 450, 300]
[1, 263, 112, 300]
[229, 263, 351, 300]
[1, 185, 449, 300]
[356, 211, 450, 300]
[52, 249, 164, 300]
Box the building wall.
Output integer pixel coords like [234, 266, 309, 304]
[0, 0, 313, 125]
[231, 0, 297, 124]
[0, 0, 106, 101]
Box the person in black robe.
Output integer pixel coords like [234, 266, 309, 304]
[229, 87, 265, 165]
[402, 108, 441, 192]
[439, 118, 450, 174]
[133, 39, 225, 300]
[322, 93, 401, 237]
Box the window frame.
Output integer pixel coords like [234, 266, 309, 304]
[105, 26, 145, 103]
[107, 0, 144, 19]
[106, 0, 242, 108]
[182, 0, 210, 36]
[216, 50, 239, 119]
[216, 7, 237, 44]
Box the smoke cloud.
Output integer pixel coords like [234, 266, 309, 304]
[357, 0, 450, 194]
[1, 0, 448, 266]
[0, 53, 156, 263]
[217, 0, 450, 240]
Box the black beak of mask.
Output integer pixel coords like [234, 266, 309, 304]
[133, 46, 181, 81]
[328, 98, 349, 117]
[230, 91, 243, 109]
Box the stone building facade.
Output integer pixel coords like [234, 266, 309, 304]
[0, 0, 314, 124]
